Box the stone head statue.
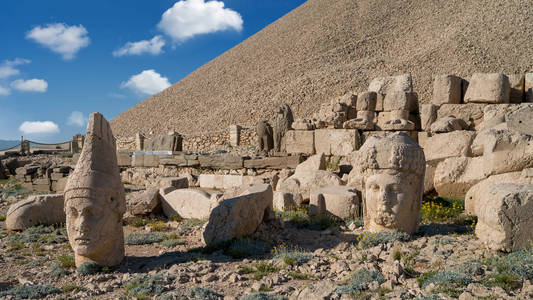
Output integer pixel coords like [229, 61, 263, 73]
[351, 132, 425, 234]
[273, 104, 294, 152]
[64, 112, 126, 267]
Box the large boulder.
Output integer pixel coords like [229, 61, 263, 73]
[295, 153, 326, 173]
[434, 157, 486, 199]
[432, 74, 462, 105]
[475, 183, 533, 252]
[429, 116, 468, 133]
[277, 170, 343, 202]
[464, 73, 510, 104]
[507, 105, 533, 135]
[309, 186, 360, 219]
[314, 129, 360, 156]
[273, 191, 299, 211]
[368, 74, 413, 94]
[161, 188, 221, 219]
[418, 131, 476, 163]
[202, 184, 273, 246]
[126, 188, 161, 216]
[6, 194, 65, 231]
[437, 103, 485, 130]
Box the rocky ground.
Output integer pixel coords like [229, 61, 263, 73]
[1, 182, 533, 299]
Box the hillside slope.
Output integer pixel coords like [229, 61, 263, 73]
[111, 0, 533, 136]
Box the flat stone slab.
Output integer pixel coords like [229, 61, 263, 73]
[243, 155, 302, 169]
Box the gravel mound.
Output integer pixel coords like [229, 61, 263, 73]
[111, 0, 533, 136]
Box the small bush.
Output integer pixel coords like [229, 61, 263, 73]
[241, 263, 280, 281]
[288, 272, 315, 281]
[128, 217, 148, 227]
[49, 263, 69, 277]
[124, 273, 174, 297]
[276, 208, 339, 230]
[484, 249, 533, 280]
[7, 225, 67, 245]
[355, 231, 410, 249]
[182, 286, 223, 299]
[418, 271, 471, 290]
[453, 261, 484, 276]
[482, 273, 521, 292]
[0, 215, 6, 221]
[346, 217, 364, 229]
[0, 285, 61, 299]
[62, 284, 83, 293]
[240, 293, 287, 300]
[77, 262, 102, 275]
[125, 232, 164, 245]
[420, 197, 464, 223]
[149, 220, 169, 232]
[271, 244, 313, 266]
[57, 254, 75, 268]
[336, 268, 385, 295]
[162, 238, 185, 248]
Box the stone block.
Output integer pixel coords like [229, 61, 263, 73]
[158, 177, 189, 189]
[132, 154, 144, 167]
[437, 103, 485, 130]
[419, 131, 476, 163]
[508, 74, 525, 103]
[363, 131, 418, 144]
[159, 155, 187, 166]
[375, 94, 385, 111]
[309, 186, 360, 219]
[507, 105, 533, 135]
[243, 155, 302, 169]
[6, 194, 65, 230]
[33, 184, 51, 192]
[273, 191, 298, 211]
[229, 125, 241, 147]
[340, 93, 357, 119]
[285, 130, 315, 155]
[368, 74, 413, 94]
[33, 178, 50, 186]
[383, 91, 417, 112]
[50, 172, 65, 181]
[199, 174, 258, 190]
[126, 188, 161, 216]
[161, 188, 220, 219]
[434, 157, 487, 199]
[314, 129, 360, 156]
[526, 73, 533, 102]
[295, 153, 326, 173]
[376, 110, 409, 129]
[198, 154, 244, 169]
[464, 73, 510, 104]
[117, 153, 131, 167]
[143, 155, 160, 167]
[53, 177, 68, 192]
[432, 74, 462, 105]
[356, 92, 377, 111]
[21, 182, 33, 191]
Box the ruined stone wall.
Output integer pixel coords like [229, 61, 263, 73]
[182, 131, 230, 153]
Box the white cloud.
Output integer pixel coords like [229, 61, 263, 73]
[19, 121, 60, 134]
[158, 0, 243, 42]
[11, 79, 48, 92]
[0, 86, 10, 96]
[121, 69, 171, 95]
[26, 23, 90, 60]
[0, 58, 31, 79]
[67, 111, 86, 127]
[113, 35, 166, 57]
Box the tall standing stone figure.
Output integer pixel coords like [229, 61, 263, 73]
[349, 132, 425, 235]
[272, 104, 294, 153]
[256, 120, 274, 155]
[64, 112, 126, 267]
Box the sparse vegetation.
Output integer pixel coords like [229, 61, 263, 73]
[0, 214, 6, 221]
[420, 197, 464, 223]
[288, 272, 315, 281]
[124, 272, 174, 298]
[57, 254, 75, 268]
[240, 292, 287, 300]
[276, 207, 338, 230]
[77, 262, 103, 275]
[125, 232, 164, 245]
[225, 238, 271, 259]
[417, 271, 471, 297]
[336, 268, 385, 295]
[61, 284, 83, 293]
[49, 263, 69, 277]
[239, 263, 280, 281]
[271, 244, 313, 266]
[355, 231, 410, 249]
[0, 285, 62, 299]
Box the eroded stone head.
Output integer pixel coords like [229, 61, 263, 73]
[64, 112, 125, 267]
[352, 132, 425, 234]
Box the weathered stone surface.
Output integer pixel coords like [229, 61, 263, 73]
[464, 73, 510, 104]
[6, 194, 65, 231]
[143, 155, 160, 167]
[432, 74, 462, 105]
[256, 120, 273, 153]
[434, 157, 486, 199]
[343, 117, 375, 130]
[368, 74, 413, 95]
[159, 155, 187, 166]
[198, 174, 260, 190]
[380, 118, 415, 131]
[526, 73, 533, 102]
[314, 129, 360, 156]
[285, 130, 315, 155]
[277, 170, 343, 202]
[430, 116, 468, 133]
[465, 171, 523, 215]
[126, 188, 160, 216]
[64, 112, 126, 267]
[376, 110, 409, 129]
[424, 163, 436, 194]
[116, 153, 131, 167]
[145, 134, 182, 151]
[420, 104, 438, 131]
[437, 103, 485, 130]
[295, 153, 326, 173]
[475, 183, 533, 252]
[477, 104, 511, 131]
[508, 74, 525, 103]
[243, 155, 302, 169]
[158, 177, 189, 189]
[272, 104, 294, 153]
[203, 184, 273, 246]
[419, 131, 476, 163]
[309, 186, 360, 219]
[53, 177, 68, 192]
[356, 92, 377, 111]
[340, 92, 357, 119]
[198, 154, 244, 169]
[161, 188, 221, 219]
[507, 105, 533, 135]
[50, 172, 65, 181]
[291, 119, 314, 130]
[273, 191, 298, 211]
[383, 91, 416, 112]
[348, 132, 425, 235]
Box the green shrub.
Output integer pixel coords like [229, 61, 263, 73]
[482, 273, 521, 292]
[418, 271, 471, 292]
[0, 215, 6, 221]
[49, 263, 69, 277]
[124, 273, 174, 297]
[162, 238, 185, 248]
[453, 261, 484, 276]
[0, 285, 61, 299]
[271, 244, 313, 266]
[7, 225, 67, 244]
[240, 293, 287, 300]
[275, 208, 338, 230]
[125, 232, 164, 245]
[420, 197, 464, 223]
[288, 272, 315, 281]
[484, 249, 533, 280]
[336, 268, 385, 295]
[178, 286, 223, 299]
[240, 263, 280, 281]
[128, 217, 148, 227]
[149, 220, 169, 232]
[77, 262, 102, 275]
[61, 284, 83, 293]
[57, 254, 75, 268]
[355, 231, 410, 249]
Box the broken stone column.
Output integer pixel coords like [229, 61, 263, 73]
[64, 112, 126, 268]
[229, 125, 242, 147]
[135, 133, 144, 151]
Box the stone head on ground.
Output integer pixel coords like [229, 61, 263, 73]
[351, 132, 425, 235]
[64, 112, 126, 267]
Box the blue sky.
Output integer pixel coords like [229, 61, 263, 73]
[0, 0, 305, 142]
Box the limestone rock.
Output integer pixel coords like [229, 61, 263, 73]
[285, 130, 315, 155]
[508, 74, 525, 103]
[291, 118, 314, 130]
[475, 183, 533, 252]
[381, 118, 415, 131]
[295, 153, 326, 173]
[314, 129, 360, 156]
[434, 157, 487, 199]
[64, 112, 126, 267]
[158, 177, 189, 189]
[144, 134, 182, 151]
[126, 188, 160, 216]
[430, 116, 468, 133]
[424, 163, 436, 194]
[277, 170, 343, 202]
[203, 184, 273, 246]
[198, 154, 244, 169]
[507, 105, 533, 135]
[465, 171, 522, 215]
[161, 188, 221, 219]
[419, 131, 476, 163]
[437, 103, 485, 130]
[464, 73, 510, 104]
[6, 194, 65, 231]
[273, 191, 298, 211]
[368, 74, 413, 95]
[432, 74, 462, 105]
[356, 92, 377, 111]
[526, 73, 533, 102]
[309, 186, 360, 219]
[420, 104, 438, 131]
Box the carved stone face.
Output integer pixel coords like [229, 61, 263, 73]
[364, 171, 420, 234]
[65, 196, 120, 263]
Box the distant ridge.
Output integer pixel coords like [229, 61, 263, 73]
[111, 0, 533, 137]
